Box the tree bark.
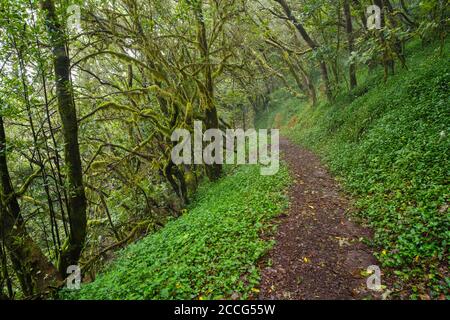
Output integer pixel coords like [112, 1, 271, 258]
[40, 0, 87, 274]
[352, 0, 367, 30]
[283, 52, 317, 105]
[373, 0, 394, 80]
[344, 0, 357, 89]
[0, 117, 61, 296]
[383, 0, 407, 68]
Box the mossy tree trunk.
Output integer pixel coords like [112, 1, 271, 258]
[373, 0, 395, 81]
[344, 0, 357, 89]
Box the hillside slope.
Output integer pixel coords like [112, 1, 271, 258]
[258, 42, 449, 298]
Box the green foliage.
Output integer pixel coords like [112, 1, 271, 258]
[259, 41, 449, 297]
[62, 164, 290, 300]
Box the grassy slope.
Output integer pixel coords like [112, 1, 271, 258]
[258, 41, 449, 297]
[63, 165, 290, 299]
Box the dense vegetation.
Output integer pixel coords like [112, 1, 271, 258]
[63, 165, 289, 299]
[0, 0, 447, 300]
[257, 41, 449, 297]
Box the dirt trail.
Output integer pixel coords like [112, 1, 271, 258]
[259, 138, 378, 300]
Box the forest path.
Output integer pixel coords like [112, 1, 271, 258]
[259, 137, 378, 300]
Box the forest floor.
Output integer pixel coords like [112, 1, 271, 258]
[258, 137, 382, 300]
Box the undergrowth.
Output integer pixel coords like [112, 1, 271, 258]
[258, 41, 449, 298]
[62, 164, 290, 300]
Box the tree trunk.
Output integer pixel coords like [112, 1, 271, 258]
[297, 61, 317, 106]
[384, 0, 408, 68]
[193, 2, 222, 181]
[0, 117, 61, 296]
[283, 52, 317, 105]
[0, 233, 13, 299]
[274, 0, 333, 101]
[40, 0, 87, 274]
[352, 0, 367, 30]
[373, 0, 394, 81]
[344, 0, 357, 89]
